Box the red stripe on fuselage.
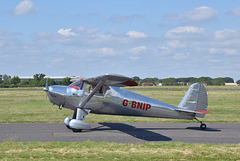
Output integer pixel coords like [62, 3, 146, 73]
[196, 111, 210, 114]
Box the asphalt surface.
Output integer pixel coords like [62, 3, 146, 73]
[0, 123, 239, 144]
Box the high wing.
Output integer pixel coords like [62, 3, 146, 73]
[78, 74, 137, 109]
[84, 74, 138, 87]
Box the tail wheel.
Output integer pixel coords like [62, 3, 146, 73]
[200, 123, 207, 130]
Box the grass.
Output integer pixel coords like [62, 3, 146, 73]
[0, 87, 240, 123]
[0, 141, 240, 160]
[1, 87, 240, 160]
[0, 87, 43, 90]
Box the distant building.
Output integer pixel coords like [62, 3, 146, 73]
[155, 82, 162, 86]
[178, 82, 185, 86]
[19, 76, 34, 81]
[142, 82, 154, 86]
[225, 83, 238, 86]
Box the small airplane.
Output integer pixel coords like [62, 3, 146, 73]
[44, 74, 209, 132]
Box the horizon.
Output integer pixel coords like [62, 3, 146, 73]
[1, 73, 239, 82]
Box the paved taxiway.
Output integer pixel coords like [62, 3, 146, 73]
[0, 123, 239, 144]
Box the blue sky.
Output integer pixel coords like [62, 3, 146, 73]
[1, 0, 240, 81]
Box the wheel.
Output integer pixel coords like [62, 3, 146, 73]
[200, 123, 207, 130]
[72, 129, 83, 132]
[66, 125, 71, 129]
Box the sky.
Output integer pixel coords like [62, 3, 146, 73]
[0, 0, 240, 81]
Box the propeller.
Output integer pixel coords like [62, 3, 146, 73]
[43, 78, 49, 101]
[43, 78, 49, 92]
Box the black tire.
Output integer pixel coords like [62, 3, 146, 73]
[72, 129, 83, 132]
[66, 125, 71, 129]
[200, 123, 207, 130]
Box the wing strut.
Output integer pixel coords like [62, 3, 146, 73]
[79, 79, 105, 109]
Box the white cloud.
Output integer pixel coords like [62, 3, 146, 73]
[126, 31, 147, 38]
[129, 46, 146, 54]
[100, 47, 115, 56]
[37, 26, 150, 48]
[153, 46, 172, 56]
[52, 57, 64, 64]
[164, 6, 218, 23]
[166, 40, 186, 49]
[209, 48, 238, 55]
[228, 8, 240, 17]
[165, 26, 206, 39]
[67, 48, 116, 57]
[57, 28, 77, 37]
[129, 56, 140, 60]
[173, 53, 190, 60]
[14, 0, 39, 15]
[214, 29, 239, 40]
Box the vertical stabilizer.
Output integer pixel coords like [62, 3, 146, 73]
[178, 83, 208, 113]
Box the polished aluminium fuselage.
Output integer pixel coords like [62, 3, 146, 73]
[47, 84, 195, 120]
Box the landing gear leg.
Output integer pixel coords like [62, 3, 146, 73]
[195, 118, 207, 130]
[68, 108, 91, 132]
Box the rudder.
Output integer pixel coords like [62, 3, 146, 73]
[178, 83, 208, 113]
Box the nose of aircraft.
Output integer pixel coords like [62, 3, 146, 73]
[45, 85, 69, 107]
[47, 85, 68, 95]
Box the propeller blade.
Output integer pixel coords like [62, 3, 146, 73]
[43, 78, 49, 92]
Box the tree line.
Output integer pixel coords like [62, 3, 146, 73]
[0, 74, 71, 88]
[132, 76, 240, 86]
[0, 73, 239, 88]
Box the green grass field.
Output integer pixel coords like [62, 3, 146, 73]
[0, 87, 239, 123]
[1, 87, 240, 160]
[1, 141, 240, 160]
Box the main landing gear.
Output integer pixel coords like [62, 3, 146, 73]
[195, 118, 207, 130]
[64, 108, 91, 132]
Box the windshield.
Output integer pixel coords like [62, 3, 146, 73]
[69, 79, 84, 90]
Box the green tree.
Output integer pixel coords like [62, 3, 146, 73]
[28, 79, 39, 87]
[198, 77, 212, 85]
[132, 76, 140, 82]
[34, 73, 46, 81]
[0, 75, 2, 84]
[20, 80, 29, 87]
[11, 76, 21, 85]
[211, 78, 225, 86]
[3, 74, 11, 82]
[223, 77, 234, 83]
[161, 78, 177, 86]
[2, 80, 10, 86]
[48, 79, 55, 86]
[61, 77, 71, 85]
[237, 80, 240, 85]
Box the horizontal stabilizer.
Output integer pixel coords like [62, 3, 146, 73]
[85, 74, 138, 87]
[176, 109, 210, 118]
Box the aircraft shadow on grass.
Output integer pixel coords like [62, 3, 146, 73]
[91, 123, 172, 141]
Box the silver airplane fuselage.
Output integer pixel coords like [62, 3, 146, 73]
[47, 83, 194, 120]
[44, 74, 209, 131]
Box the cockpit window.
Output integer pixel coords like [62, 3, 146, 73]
[69, 79, 84, 90]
